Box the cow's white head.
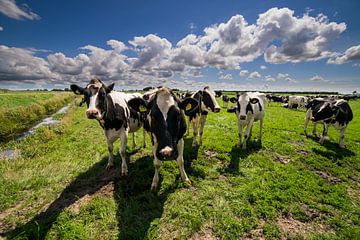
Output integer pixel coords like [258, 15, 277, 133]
[230, 92, 259, 120]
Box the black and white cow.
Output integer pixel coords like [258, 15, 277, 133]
[288, 96, 308, 109]
[222, 95, 230, 108]
[304, 98, 353, 148]
[70, 78, 145, 176]
[128, 87, 198, 189]
[186, 86, 221, 146]
[228, 92, 266, 149]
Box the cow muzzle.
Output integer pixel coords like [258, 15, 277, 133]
[214, 107, 221, 113]
[240, 115, 247, 120]
[86, 109, 101, 119]
[157, 146, 177, 160]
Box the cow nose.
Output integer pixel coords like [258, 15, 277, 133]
[214, 107, 221, 113]
[311, 117, 315, 121]
[159, 146, 174, 160]
[240, 115, 246, 120]
[86, 109, 99, 119]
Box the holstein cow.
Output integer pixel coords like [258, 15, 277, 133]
[187, 86, 221, 146]
[288, 96, 308, 109]
[222, 95, 230, 108]
[70, 78, 145, 176]
[304, 98, 353, 148]
[228, 92, 266, 149]
[128, 87, 198, 189]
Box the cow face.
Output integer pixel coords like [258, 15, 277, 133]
[311, 102, 335, 122]
[129, 87, 198, 160]
[70, 78, 114, 120]
[201, 86, 221, 113]
[234, 93, 259, 120]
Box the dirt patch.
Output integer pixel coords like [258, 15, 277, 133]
[300, 204, 320, 220]
[204, 150, 218, 159]
[349, 176, 360, 184]
[272, 153, 291, 164]
[295, 149, 309, 156]
[218, 175, 228, 181]
[277, 215, 334, 239]
[242, 220, 266, 240]
[189, 228, 219, 240]
[288, 141, 303, 147]
[315, 171, 341, 184]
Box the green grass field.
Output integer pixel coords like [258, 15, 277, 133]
[0, 96, 359, 239]
[0, 92, 56, 109]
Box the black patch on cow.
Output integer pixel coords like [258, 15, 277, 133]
[202, 91, 215, 111]
[310, 99, 353, 125]
[102, 96, 127, 130]
[222, 95, 229, 102]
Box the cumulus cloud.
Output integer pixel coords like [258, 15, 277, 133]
[327, 44, 360, 64]
[248, 71, 261, 79]
[0, 0, 40, 20]
[277, 73, 297, 83]
[0, 26, 3, 31]
[239, 70, 249, 77]
[218, 71, 233, 80]
[265, 75, 275, 82]
[260, 65, 267, 70]
[310, 75, 324, 81]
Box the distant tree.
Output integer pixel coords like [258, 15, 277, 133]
[143, 86, 153, 91]
[353, 90, 357, 94]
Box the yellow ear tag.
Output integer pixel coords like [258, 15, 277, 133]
[186, 103, 192, 111]
[139, 105, 147, 112]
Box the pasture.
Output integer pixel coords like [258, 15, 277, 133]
[0, 94, 359, 239]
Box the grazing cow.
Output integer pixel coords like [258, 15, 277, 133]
[228, 92, 266, 149]
[304, 98, 353, 148]
[187, 86, 221, 146]
[128, 87, 198, 189]
[288, 96, 308, 109]
[215, 90, 223, 98]
[222, 95, 230, 108]
[70, 78, 145, 176]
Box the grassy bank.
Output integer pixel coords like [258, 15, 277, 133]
[0, 97, 359, 239]
[0, 92, 74, 143]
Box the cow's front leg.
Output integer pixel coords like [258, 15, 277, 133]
[312, 122, 318, 137]
[132, 132, 137, 149]
[176, 139, 190, 185]
[192, 120, 199, 146]
[105, 130, 118, 169]
[259, 118, 264, 142]
[242, 120, 254, 150]
[198, 114, 207, 145]
[237, 120, 243, 148]
[304, 117, 310, 136]
[119, 129, 128, 176]
[143, 128, 147, 148]
[319, 124, 328, 144]
[339, 127, 346, 148]
[151, 144, 162, 190]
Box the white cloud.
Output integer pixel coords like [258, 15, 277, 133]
[265, 75, 275, 82]
[0, 26, 3, 31]
[0, 0, 40, 20]
[239, 70, 249, 77]
[310, 75, 324, 81]
[248, 71, 261, 79]
[327, 44, 360, 64]
[260, 65, 267, 70]
[218, 72, 233, 80]
[277, 73, 297, 83]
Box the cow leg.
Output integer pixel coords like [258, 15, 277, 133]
[151, 143, 162, 190]
[105, 130, 119, 169]
[132, 132, 136, 149]
[192, 119, 199, 146]
[339, 127, 346, 148]
[143, 128, 147, 148]
[237, 120, 243, 148]
[312, 123, 318, 137]
[304, 117, 310, 136]
[119, 129, 128, 176]
[319, 124, 328, 144]
[243, 120, 254, 150]
[186, 117, 190, 136]
[259, 118, 264, 142]
[199, 114, 207, 145]
[176, 138, 190, 184]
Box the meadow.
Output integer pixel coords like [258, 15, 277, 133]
[0, 93, 359, 239]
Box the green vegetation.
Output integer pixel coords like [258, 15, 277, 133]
[0, 96, 359, 239]
[0, 92, 74, 143]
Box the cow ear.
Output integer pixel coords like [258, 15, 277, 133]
[106, 83, 115, 93]
[70, 84, 85, 95]
[179, 97, 198, 114]
[230, 97, 237, 103]
[128, 98, 149, 113]
[227, 106, 238, 113]
[250, 98, 259, 104]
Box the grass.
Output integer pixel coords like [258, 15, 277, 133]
[0, 95, 359, 239]
[0, 91, 74, 143]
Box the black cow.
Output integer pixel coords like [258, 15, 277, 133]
[186, 86, 221, 146]
[304, 98, 353, 148]
[70, 78, 144, 176]
[222, 95, 229, 108]
[128, 87, 198, 189]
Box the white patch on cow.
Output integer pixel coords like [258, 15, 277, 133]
[335, 99, 346, 106]
[156, 88, 175, 121]
[88, 92, 98, 110]
[160, 146, 173, 157]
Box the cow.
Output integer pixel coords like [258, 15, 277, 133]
[70, 78, 145, 176]
[128, 87, 198, 189]
[227, 92, 266, 149]
[186, 86, 221, 146]
[222, 95, 230, 108]
[304, 98, 353, 148]
[288, 96, 308, 109]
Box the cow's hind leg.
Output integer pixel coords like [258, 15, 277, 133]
[339, 127, 346, 148]
[176, 138, 190, 185]
[192, 120, 199, 146]
[119, 129, 129, 176]
[105, 130, 119, 169]
[259, 118, 264, 142]
[198, 115, 207, 145]
[143, 128, 147, 148]
[319, 124, 329, 145]
[242, 120, 254, 150]
[132, 132, 136, 149]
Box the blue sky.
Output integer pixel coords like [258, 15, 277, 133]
[0, 0, 359, 93]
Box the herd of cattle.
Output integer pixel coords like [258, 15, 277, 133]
[70, 78, 355, 189]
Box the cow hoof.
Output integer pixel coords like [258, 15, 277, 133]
[151, 184, 158, 191]
[185, 179, 192, 186]
[106, 164, 114, 170]
[121, 170, 128, 177]
[339, 144, 345, 148]
[192, 142, 198, 147]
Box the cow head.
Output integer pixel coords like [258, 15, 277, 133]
[128, 87, 198, 160]
[70, 78, 114, 120]
[201, 86, 221, 113]
[230, 93, 259, 120]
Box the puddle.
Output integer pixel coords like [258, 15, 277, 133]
[17, 105, 70, 141]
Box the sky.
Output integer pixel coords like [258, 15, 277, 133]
[0, 0, 360, 93]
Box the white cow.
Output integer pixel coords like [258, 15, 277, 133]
[288, 96, 308, 109]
